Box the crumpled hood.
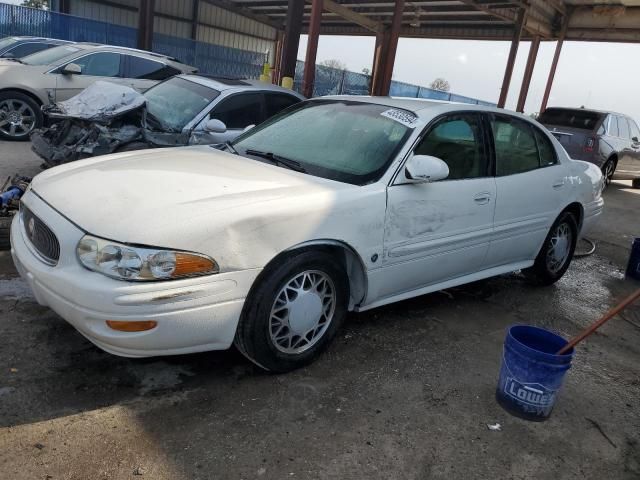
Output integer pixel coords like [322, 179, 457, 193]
[31, 146, 350, 245]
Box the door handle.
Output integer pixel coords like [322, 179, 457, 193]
[552, 180, 566, 189]
[474, 192, 491, 205]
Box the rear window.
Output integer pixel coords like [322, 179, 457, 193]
[538, 109, 603, 131]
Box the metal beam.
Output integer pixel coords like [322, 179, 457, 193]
[458, 0, 552, 38]
[371, 0, 404, 96]
[516, 35, 540, 113]
[305, 0, 383, 33]
[137, 0, 155, 51]
[370, 30, 388, 95]
[280, 0, 304, 82]
[201, 0, 284, 29]
[498, 7, 526, 109]
[540, 12, 569, 113]
[302, 0, 323, 97]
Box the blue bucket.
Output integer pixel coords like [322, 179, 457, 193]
[626, 238, 640, 281]
[496, 325, 573, 421]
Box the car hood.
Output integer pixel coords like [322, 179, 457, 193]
[31, 146, 353, 245]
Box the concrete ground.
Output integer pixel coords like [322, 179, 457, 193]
[0, 141, 639, 480]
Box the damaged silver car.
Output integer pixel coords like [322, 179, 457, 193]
[31, 75, 304, 167]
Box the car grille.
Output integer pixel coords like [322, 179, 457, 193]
[21, 205, 60, 266]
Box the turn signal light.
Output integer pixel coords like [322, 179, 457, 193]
[173, 253, 218, 277]
[106, 320, 158, 332]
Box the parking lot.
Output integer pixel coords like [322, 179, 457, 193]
[0, 141, 638, 479]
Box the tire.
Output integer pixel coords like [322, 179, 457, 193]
[524, 211, 578, 286]
[234, 250, 349, 373]
[0, 216, 13, 250]
[601, 158, 616, 189]
[0, 91, 43, 141]
[632, 178, 640, 189]
[114, 141, 150, 153]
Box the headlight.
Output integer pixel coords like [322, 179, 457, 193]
[76, 235, 218, 281]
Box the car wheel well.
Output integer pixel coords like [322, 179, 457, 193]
[0, 88, 44, 106]
[563, 202, 584, 231]
[256, 241, 367, 311]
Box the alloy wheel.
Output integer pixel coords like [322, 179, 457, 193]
[0, 99, 36, 138]
[546, 222, 572, 274]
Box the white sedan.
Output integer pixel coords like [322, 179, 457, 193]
[11, 97, 604, 372]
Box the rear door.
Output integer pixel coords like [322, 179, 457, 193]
[124, 55, 181, 92]
[54, 51, 126, 101]
[486, 113, 568, 267]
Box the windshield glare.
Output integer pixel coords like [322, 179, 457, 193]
[144, 77, 219, 131]
[233, 101, 414, 185]
[21, 45, 79, 65]
[0, 37, 18, 51]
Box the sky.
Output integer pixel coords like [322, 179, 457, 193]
[298, 35, 640, 122]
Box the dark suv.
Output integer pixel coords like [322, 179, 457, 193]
[539, 107, 640, 188]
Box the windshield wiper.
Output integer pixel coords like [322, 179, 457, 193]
[225, 141, 237, 154]
[244, 149, 306, 173]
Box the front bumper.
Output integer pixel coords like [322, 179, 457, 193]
[11, 191, 260, 357]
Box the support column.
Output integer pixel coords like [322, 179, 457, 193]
[516, 35, 540, 113]
[191, 0, 200, 40]
[280, 0, 305, 85]
[273, 31, 284, 85]
[498, 7, 526, 109]
[370, 30, 388, 95]
[58, 0, 70, 14]
[137, 0, 155, 51]
[302, 0, 323, 98]
[370, 0, 404, 96]
[540, 14, 570, 113]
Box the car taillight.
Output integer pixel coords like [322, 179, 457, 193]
[584, 137, 595, 153]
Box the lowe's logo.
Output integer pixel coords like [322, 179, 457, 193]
[504, 377, 555, 407]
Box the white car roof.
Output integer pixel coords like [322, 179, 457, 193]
[180, 74, 305, 98]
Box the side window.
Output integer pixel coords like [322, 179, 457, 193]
[533, 127, 557, 167]
[264, 93, 300, 118]
[608, 115, 619, 137]
[210, 93, 264, 129]
[72, 52, 121, 77]
[414, 114, 487, 180]
[491, 116, 540, 176]
[6, 42, 48, 58]
[617, 116, 630, 139]
[126, 56, 180, 80]
[629, 119, 640, 141]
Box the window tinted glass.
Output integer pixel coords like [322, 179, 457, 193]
[5, 42, 48, 58]
[127, 56, 180, 80]
[617, 116, 630, 139]
[210, 93, 264, 129]
[629, 119, 640, 140]
[533, 128, 557, 167]
[415, 114, 487, 180]
[538, 108, 604, 131]
[608, 116, 619, 137]
[74, 52, 121, 77]
[145, 76, 219, 131]
[264, 93, 300, 118]
[492, 116, 540, 176]
[233, 101, 412, 185]
[21, 45, 79, 65]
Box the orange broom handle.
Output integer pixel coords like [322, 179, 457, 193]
[557, 287, 640, 355]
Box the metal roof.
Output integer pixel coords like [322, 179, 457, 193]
[226, 0, 640, 43]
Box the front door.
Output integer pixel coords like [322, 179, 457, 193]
[54, 52, 126, 101]
[486, 113, 569, 267]
[378, 113, 496, 300]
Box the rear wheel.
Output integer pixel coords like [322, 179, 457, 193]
[0, 92, 42, 141]
[601, 158, 616, 188]
[234, 250, 349, 373]
[524, 211, 578, 286]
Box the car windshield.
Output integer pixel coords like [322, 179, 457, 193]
[0, 37, 18, 51]
[232, 101, 414, 185]
[21, 45, 80, 65]
[539, 109, 604, 131]
[144, 76, 220, 131]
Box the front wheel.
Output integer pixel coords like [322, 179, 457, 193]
[234, 250, 349, 373]
[524, 211, 578, 286]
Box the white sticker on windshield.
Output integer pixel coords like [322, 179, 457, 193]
[381, 109, 418, 127]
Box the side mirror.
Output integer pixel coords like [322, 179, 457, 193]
[404, 155, 449, 184]
[62, 63, 81, 75]
[205, 118, 227, 133]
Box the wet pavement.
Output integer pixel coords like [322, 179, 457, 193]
[0, 142, 639, 479]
